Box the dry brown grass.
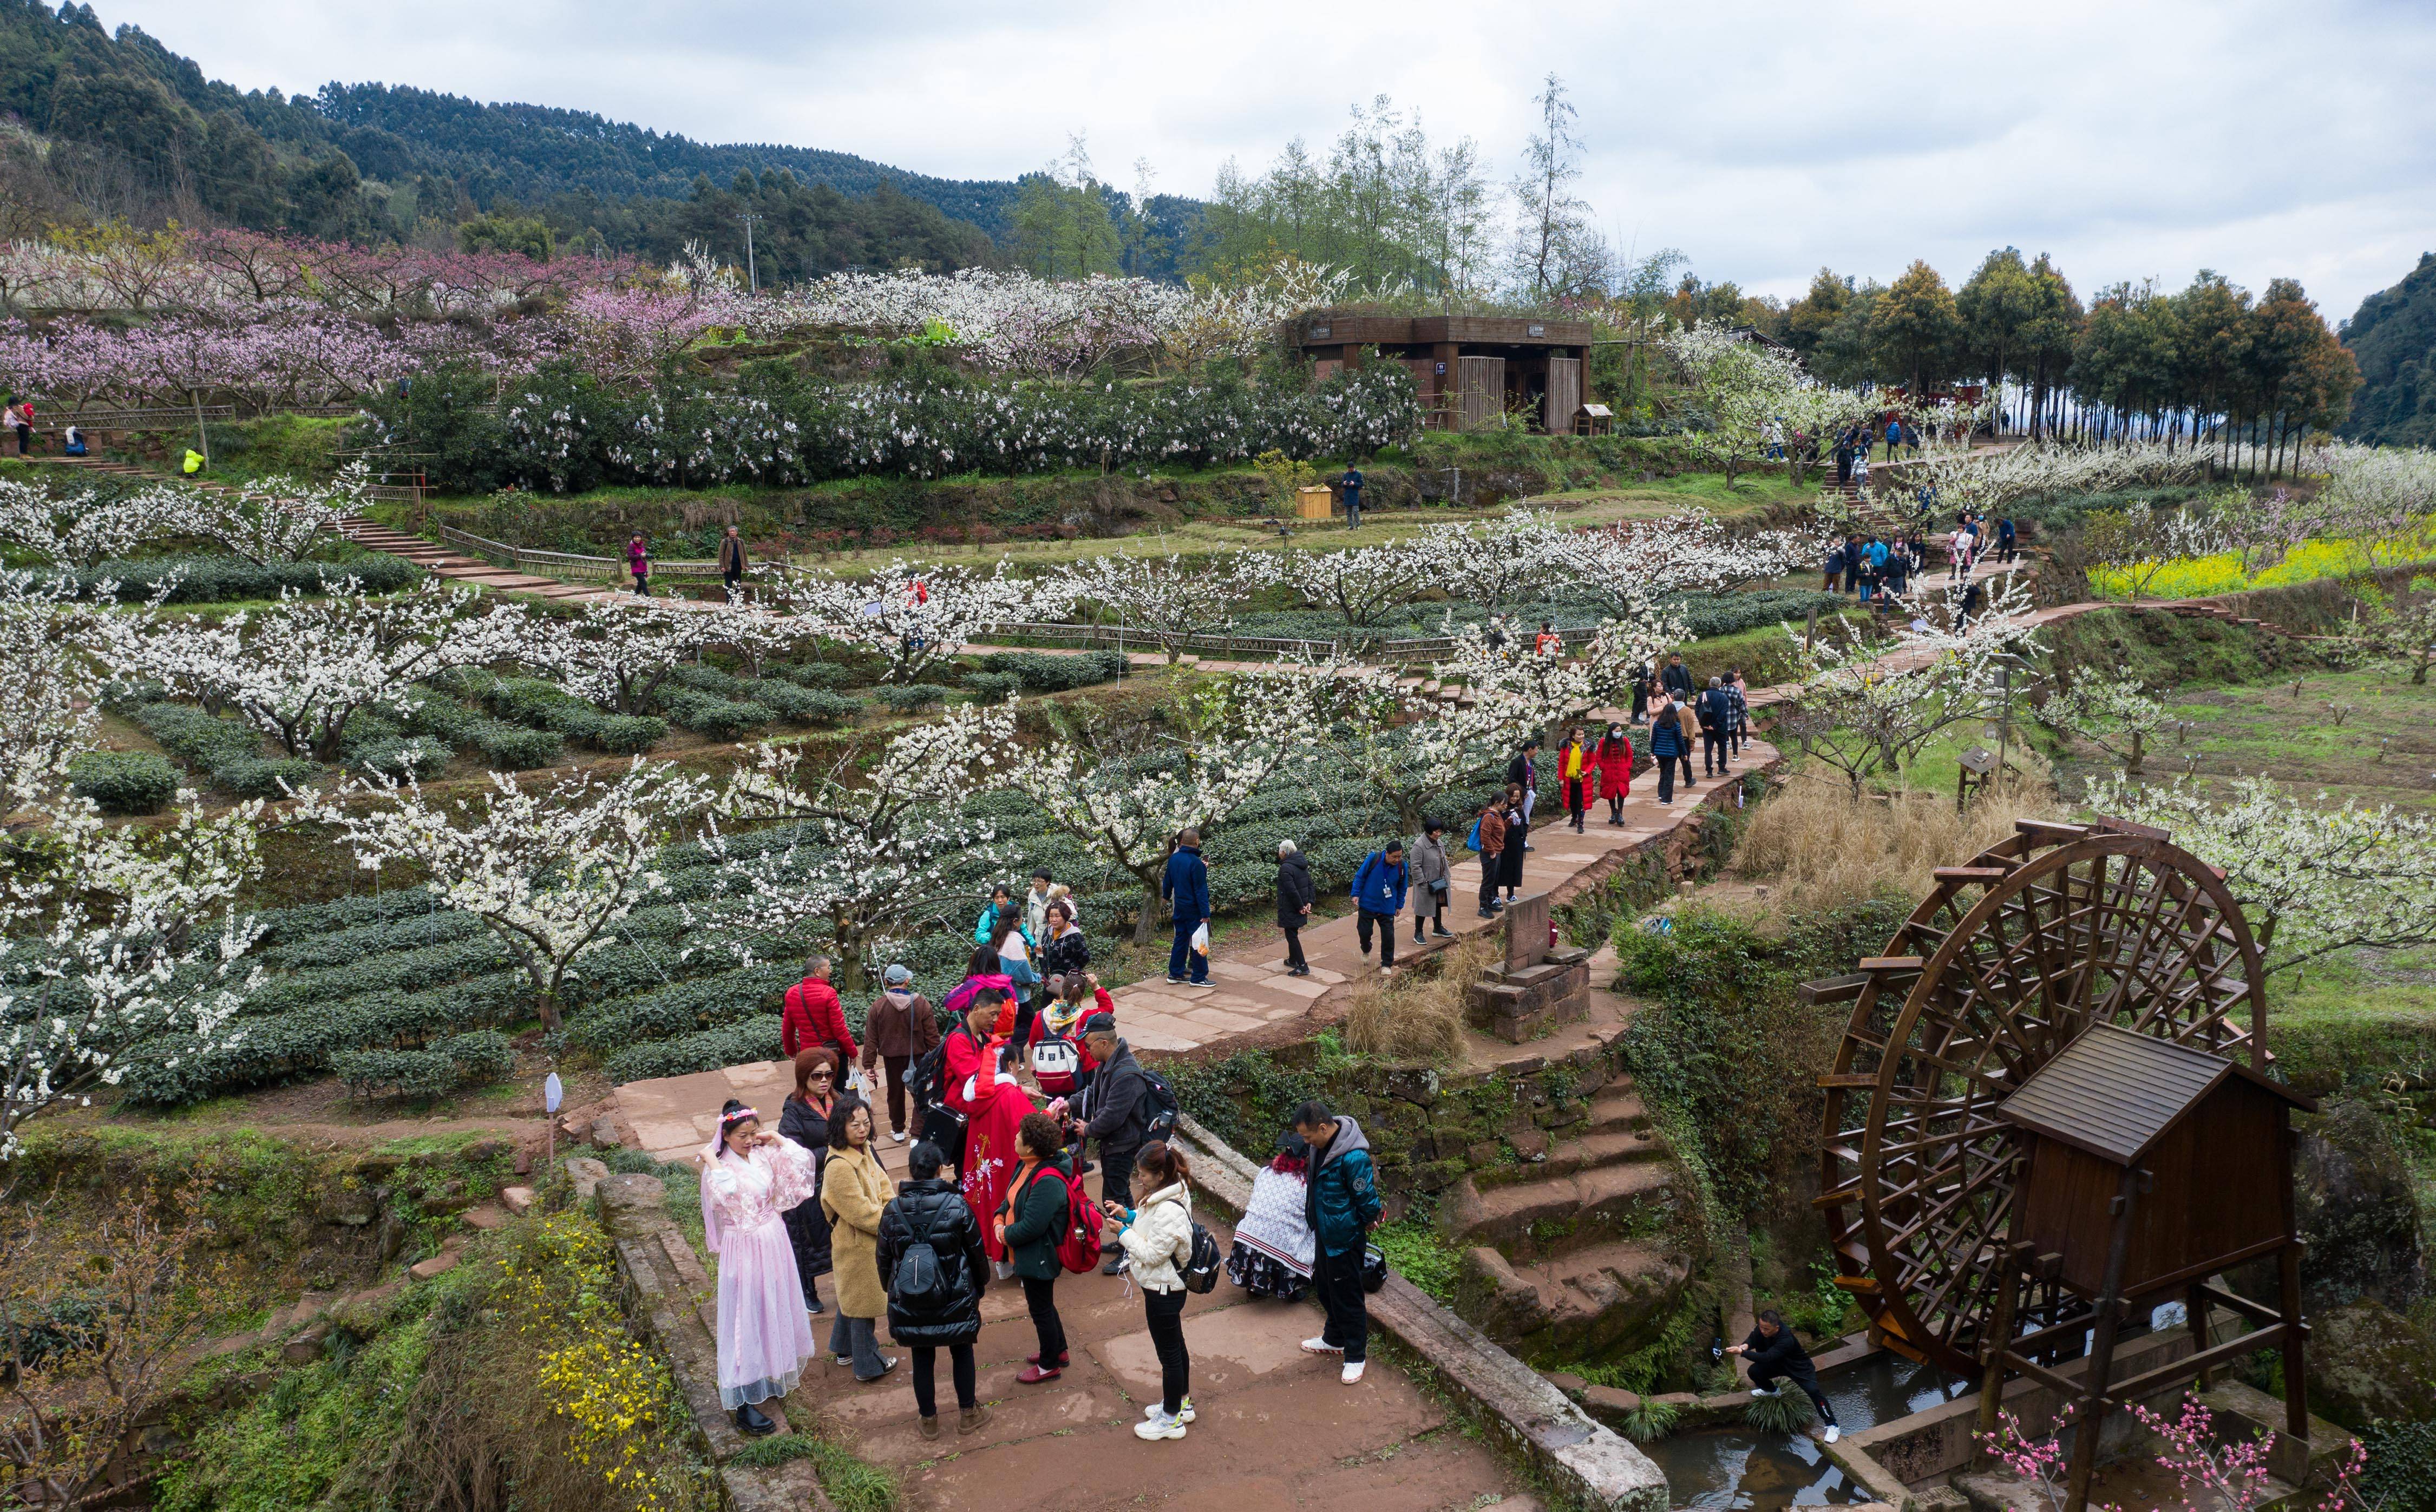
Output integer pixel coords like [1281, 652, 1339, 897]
[1731, 773, 2067, 915]
[1342, 931, 1497, 1064]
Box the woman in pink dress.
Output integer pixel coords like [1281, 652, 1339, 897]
[700, 1099, 821, 1436]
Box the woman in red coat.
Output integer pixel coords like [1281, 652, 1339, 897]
[1592, 721, 1634, 826]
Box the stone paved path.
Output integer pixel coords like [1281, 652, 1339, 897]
[614, 732, 1780, 1160]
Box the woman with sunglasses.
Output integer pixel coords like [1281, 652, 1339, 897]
[777, 1048, 840, 1318]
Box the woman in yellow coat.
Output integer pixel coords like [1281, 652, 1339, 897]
[818, 1095, 900, 1382]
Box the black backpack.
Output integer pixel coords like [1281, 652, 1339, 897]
[1136, 1064, 1180, 1143]
[888, 1200, 959, 1316]
[1181, 1220, 1222, 1294]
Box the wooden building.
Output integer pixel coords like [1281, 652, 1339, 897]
[1287, 311, 1596, 435]
[1987, 1024, 2315, 1511]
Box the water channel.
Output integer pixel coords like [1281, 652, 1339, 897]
[1642, 1351, 1971, 1510]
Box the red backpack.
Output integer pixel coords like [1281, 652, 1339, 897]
[1047, 1162, 1104, 1274]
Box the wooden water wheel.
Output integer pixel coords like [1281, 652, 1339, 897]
[1808, 818, 2268, 1375]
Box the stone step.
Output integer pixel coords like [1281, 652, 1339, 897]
[1440, 1157, 1677, 1255]
[1473, 1127, 1666, 1191]
[1463, 1239, 1693, 1356]
[1581, 1088, 1651, 1135]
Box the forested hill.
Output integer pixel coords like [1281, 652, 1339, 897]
[0, 0, 1014, 273]
[2340, 252, 2436, 447]
[311, 83, 1021, 239]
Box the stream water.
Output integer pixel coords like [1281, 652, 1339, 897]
[1642, 1352, 1972, 1510]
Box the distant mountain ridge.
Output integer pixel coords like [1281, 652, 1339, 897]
[311, 82, 1025, 239]
[2339, 252, 2436, 447]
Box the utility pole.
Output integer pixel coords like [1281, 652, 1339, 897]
[736, 211, 761, 293]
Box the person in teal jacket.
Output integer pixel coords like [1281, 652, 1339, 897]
[1350, 840, 1408, 972]
[1293, 1100, 1383, 1383]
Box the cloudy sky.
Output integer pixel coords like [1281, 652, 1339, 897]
[99, 0, 2436, 321]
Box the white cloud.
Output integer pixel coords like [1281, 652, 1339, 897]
[96, 0, 2436, 318]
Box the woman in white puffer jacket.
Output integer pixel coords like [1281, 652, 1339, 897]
[1106, 1140, 1196, 1441]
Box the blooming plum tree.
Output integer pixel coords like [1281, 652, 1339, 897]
[1052, 550, 1279, 663]
[289, 759, 715, 1034]
[0, 477, 173, 567]
[763, 558, 1056, 683]
[522, 597, 794, 714]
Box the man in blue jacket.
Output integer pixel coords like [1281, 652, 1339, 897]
[1161, 829, 1211, 987]
[1294, 1099, 1384, 1384]
[1351, 839, 1409, 972]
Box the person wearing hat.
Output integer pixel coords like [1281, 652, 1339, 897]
[1407, 820, 1452, 944]
[861, 964, 939, 1145]
[1077, 1011, 1151, 1272]
[1350, 838, 1409, 973]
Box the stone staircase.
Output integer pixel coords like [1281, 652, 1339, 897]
[1442, 978, 1695, 1360]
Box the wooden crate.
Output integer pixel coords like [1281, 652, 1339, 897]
[1295, 486, 1335, 520]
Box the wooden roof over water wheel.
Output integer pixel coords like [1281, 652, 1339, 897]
[1805, 819, 2268, 1375]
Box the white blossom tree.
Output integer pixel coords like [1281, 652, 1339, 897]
[1779, 578, 2044, 798]
[0, 573, 100, 820]
[1412, 509, 1576, 614]
[135, 464, 367, 565]
[2080, 503, 2230, 598]
[1274, 542, 1431, 627]
[522, 597, 793, 714]
[762, 558, 1058, 683]
[0, 477, 171, 567]
[687, 702, 1019, 991]
[1053, 550, 1280, 663]
[2085, 774, 2436, 977]
[997, 662, 1344, 941]
[2035, 672, 2167, 775]
[1559, 509, 1812, 619]
[290, 760, 714, 1033]
[2304, 442, 2436, 569]
[2335, 577, 2436, 685]
[89, 579, 530, 762]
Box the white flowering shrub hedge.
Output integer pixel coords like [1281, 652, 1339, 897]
[370, 361, 1422, 494]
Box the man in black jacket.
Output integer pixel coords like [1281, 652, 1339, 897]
[1659, 655, 1699, 788]
[1699, 676, 1734, 777]
[1078, 1012, 1149, 1273]
[1727, 1309, 1839, 1442]
[1504, 737, 1541, 840]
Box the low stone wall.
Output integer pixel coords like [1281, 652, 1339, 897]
[1174, 1112, 1672, 1512]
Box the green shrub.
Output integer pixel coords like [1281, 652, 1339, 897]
[212, 755, 324, 797]
[75, 553, 423, 604]
[1619, 1396, 1682, 1443]
[872, 683, 951, 712]
[788, 688, 861, 726]
[771, 661, 859, 690]
[653, 689, 774, 740]
[978, 649, 1126, 691]
[961, 672, 1020, 700]
[130, 702, 261, 771]
[606, 1016, 782, 1083]
[330, 1047, 463, 1099]
[1745, 1380, 1815, 1434]
[347, 733, 452, 780]
[68, 750, 181, 814]
[437, 1029, 516, 1083]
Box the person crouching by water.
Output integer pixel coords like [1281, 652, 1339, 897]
[1106, 1139, 1197, 1439]
[878, 1140, 993, 1440]
[700, 1100, 821, 1436]
[1727, 1307, 1841, 1443]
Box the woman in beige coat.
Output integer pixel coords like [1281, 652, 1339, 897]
[818, 1095, 899, 1382]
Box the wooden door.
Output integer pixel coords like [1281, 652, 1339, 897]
[1457, 356, 1505, 432]
[1544, 357, 1582, 436]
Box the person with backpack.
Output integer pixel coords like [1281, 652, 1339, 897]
[1649, 698, 1688, 806]
[1407, 818, 1452, 944]
[987, 912, 1040, 1042]
[817, 1094, 898, 1383]
[699, 1100, 823, 1436]
[1161, 830, 1211, 988]
[1077, 1011, 1162, 1271]
[1593, 722, 1634, 824]
[1293, 1100, 1383, 1385]
[1496, 782, 1530, 906]
[1106, 1140, 1199, 1441]
[878, 1140, 992, 1440]
[1700, 676, 1734, 778]
[1274, 839, 1316, 976]
[973, 883, 1018, 945]
[939, 943, 1014, 1034]
[777, 1050, 841, 1318]
[861, 965, 938, 1146]
[1351, 838, 1408, 974]
[997, 1110, 1080, 1383]
[1029, 972, 1105, 1099]
[782, 956, 858, 1073]
[1472, 794, 1508, 919]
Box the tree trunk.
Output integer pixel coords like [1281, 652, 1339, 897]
[2126, 729, 2144, 775]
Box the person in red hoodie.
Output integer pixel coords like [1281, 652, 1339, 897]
[1592, 722, 1635, 826]
[781, 956, 858, 1069]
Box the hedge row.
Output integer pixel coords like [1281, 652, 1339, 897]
[128, 701, 323, 798]
[75, 553, 424, 604]
[604, 1017, 784, 1084]
[331, 1031, 516, 1099]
